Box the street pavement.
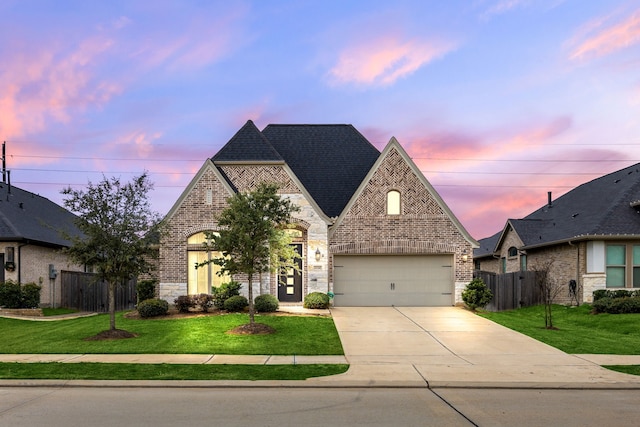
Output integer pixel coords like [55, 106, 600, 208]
[1, 306, 639, 389]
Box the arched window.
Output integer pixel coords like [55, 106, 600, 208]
[508, 246, 518, 257]
[387, 190, 401, 215]
[187, 232, 230, 295]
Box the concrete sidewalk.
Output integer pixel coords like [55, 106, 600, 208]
[1, 306, 640, 389]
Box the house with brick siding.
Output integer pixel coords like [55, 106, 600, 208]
[159, 120, 477, 306]
[0, 182, 84, 307]
[474, 163, 640, 304]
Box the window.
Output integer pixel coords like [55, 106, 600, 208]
[634, 246, 640, 288]
[520, 254, 527, 271]
[508, 247, 518, 257]
[187, 232, 230, 295]
[606, 245, 626, 288]
[501, 257, 506, 273]
[387, 190, 401, 215]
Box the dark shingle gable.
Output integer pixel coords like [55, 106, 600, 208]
[212, 120, 283, 163]
[261, 124, 380, 218]
[0, 183, 81, 247]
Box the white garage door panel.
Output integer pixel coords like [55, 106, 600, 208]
[333, 255, 453, 307]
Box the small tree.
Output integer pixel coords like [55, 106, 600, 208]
[532, 260, 563, 329]
[62, 173, 162, 336]
[461, 278, 493, 311]
[199, 183, 300, 330]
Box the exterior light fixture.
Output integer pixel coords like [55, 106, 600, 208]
[461, 250, 469, 262]
[315, 248, 321, 261]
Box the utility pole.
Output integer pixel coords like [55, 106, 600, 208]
[2, 141, 5, 184]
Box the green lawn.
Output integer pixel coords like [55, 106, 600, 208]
[0, 362, 349, 381]
[0, 312, 344, 355]
[479, 304, 640, 354]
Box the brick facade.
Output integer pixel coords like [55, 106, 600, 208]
[330, 145, 475, 302]
[158, 139, 477, 306]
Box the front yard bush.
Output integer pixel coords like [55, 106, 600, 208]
[21, 282, 42, 308]
[0, 280, 41, 308]
[304, 292, 330, 309]
[593, 289, 640, 301]
[0, 280, 22, 308]
[137, 298, 169, 318]
[213, 281, 242, 309]
[136, 279, 157, 304]
[254, 294, 279, 312]
[593, 296, 640, 314]
[194, 293, 215, 312]
[174, 295, 196, 313]
[224, 295, 248, 312]
[462, 278, 493, 311]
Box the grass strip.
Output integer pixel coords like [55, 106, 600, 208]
[0, 312, 344, 355]
[0, 362, 349, 381]
[603, 365, 640, 376]
[479, 304, 640, 355]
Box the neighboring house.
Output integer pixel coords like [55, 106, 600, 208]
[474, 163, 640, 303]
[159, 120, 477, 307]
[0, 181, 84, 307]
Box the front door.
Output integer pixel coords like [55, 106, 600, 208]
[278, 244, 302, 302]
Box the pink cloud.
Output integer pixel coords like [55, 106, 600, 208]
[328, 35, 456, 86]
[569, 9, 640, 61]
[0, 36, 121, 141]
[480, 0, 531, 20]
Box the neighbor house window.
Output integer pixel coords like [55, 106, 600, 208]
[387, 190, 401, 215]
[606, 245, 626, 288]
[520, 254, 527, 271]
[187, 232, 230, 295]
[508, 247, 518, 258]
[634, 246, 640, 288]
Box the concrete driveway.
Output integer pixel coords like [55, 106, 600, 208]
[318, 306, 640, 388]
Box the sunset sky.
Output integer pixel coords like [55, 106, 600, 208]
[2, 0, 640, 240]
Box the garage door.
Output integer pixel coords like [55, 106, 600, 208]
[333, 255, 453, 306]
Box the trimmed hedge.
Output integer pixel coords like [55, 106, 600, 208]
[224, 295, 248, 312]
[592, 296, 640, 314]
[303, 292, 330, 309]
[593, 289, 640, 302]
[138, 298, 169, 318]
[254, 294, 279, 312]
[174, 295, 196, 313]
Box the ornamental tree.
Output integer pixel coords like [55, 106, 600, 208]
[200, 182, 300, 329]
[62, 173, 162, 336]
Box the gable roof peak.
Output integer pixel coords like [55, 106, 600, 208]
[212, 120, 283, 163]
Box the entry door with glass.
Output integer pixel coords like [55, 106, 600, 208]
[278, 244, 302, 302]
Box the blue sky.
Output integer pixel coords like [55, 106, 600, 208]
[2, 0, 640, 239]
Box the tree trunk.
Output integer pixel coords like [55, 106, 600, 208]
[247, 272, 255, 324]
[109, 281, 116, 331]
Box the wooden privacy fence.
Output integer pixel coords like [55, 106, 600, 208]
[61, 271, 136, 312]
[475, 270, 543, 311]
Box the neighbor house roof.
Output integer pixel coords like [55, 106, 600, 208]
[212, 120, 381, 218]
[475, 162, 640, 256]
[0, 183, 81, 247]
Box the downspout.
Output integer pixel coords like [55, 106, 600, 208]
[17, 242, 29, 284]
[568, 240, 580, 300]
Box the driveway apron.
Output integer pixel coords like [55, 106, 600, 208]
[325, 306, 639, 387]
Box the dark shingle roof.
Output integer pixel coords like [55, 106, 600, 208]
[212, 120, 283, 162]
[262, 124, 380, 218]
[476, 163, 640, 254]
[212, 121, 381, 218]
[473, 231, 501, 258]
[0, 183, 81, 247]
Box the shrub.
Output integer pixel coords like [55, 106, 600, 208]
[174, 295, 196, 313]
[136, 279, 157, 304]
[592, 289, 609, 302]
[194, 293, 214, 312]
[593, 296, 640, 314]
[138, 298, 169, 318]
[254, 294, 279, 312]
[224, 295, 248, 312]
[461, 278, 493, 311]
[21, 282, 42, 308]
[213, 281, 242, 309]
[0, 280, 22, 308]
[304, 292, 330, 309]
